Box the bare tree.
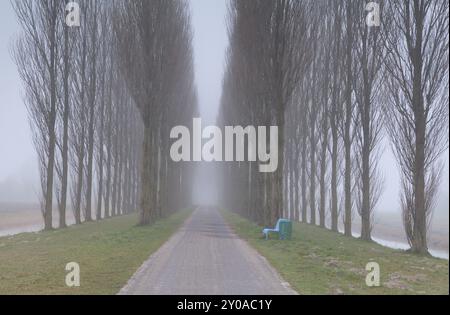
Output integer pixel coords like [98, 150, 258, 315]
[95, 4, 109, 221]
[54, 1, 77, 229]
[352, 0, 386, 241]
[84, 0, 100, 222]
[383, 0, 449, 254]
[317, 3, 333, 228]
[328, 1, 345, 232]
[340, 0, 359, 237]
[13, 0, 61, 230]
[69, 0, 90, 224]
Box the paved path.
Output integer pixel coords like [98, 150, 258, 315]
[119, 207, 297, 295]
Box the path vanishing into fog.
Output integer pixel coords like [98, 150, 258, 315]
[119, 207, 297, 295]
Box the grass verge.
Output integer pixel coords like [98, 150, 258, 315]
[0, 209, 192, 295]
[221, 210, 449, 295]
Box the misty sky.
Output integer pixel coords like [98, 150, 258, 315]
[0, 0, 39, 202]
[0, 1, 448, 214]
[190, 0, 228, 204]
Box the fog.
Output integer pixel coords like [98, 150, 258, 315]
[0, 0, 38, 201]
[0, 1, 448, 249]
[190, 0, 228, 206]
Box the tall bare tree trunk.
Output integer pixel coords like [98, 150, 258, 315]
[343, 1, 354, 237]
[412, 27, 427, 254]
[59, 16, 70, 229]
[85, 4, 98, 222]
[139, 126, 152, 225]
[44, 5, 59, 231]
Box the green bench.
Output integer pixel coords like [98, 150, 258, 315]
[262, 219, 292, 240]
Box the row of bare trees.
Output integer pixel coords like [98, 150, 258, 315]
[115, 0, 198, 225]
[219, 0, 448, 255]
[219, 0, 313, 226]
[13, 0, 197, 229]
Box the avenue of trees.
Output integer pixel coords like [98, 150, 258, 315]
[219, 0, 449, 255]
[115, 0, 198, 225]
[11, 0, 449, 255]
[12, 0, 197, 229]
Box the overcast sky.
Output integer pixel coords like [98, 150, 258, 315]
[0, 0, 39, 202]
[190, 0, 229, 204]
[0, 0, 448, 213]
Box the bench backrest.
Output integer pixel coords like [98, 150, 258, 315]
[275, 218, 290, 230]
[275, 219, 281, 230]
